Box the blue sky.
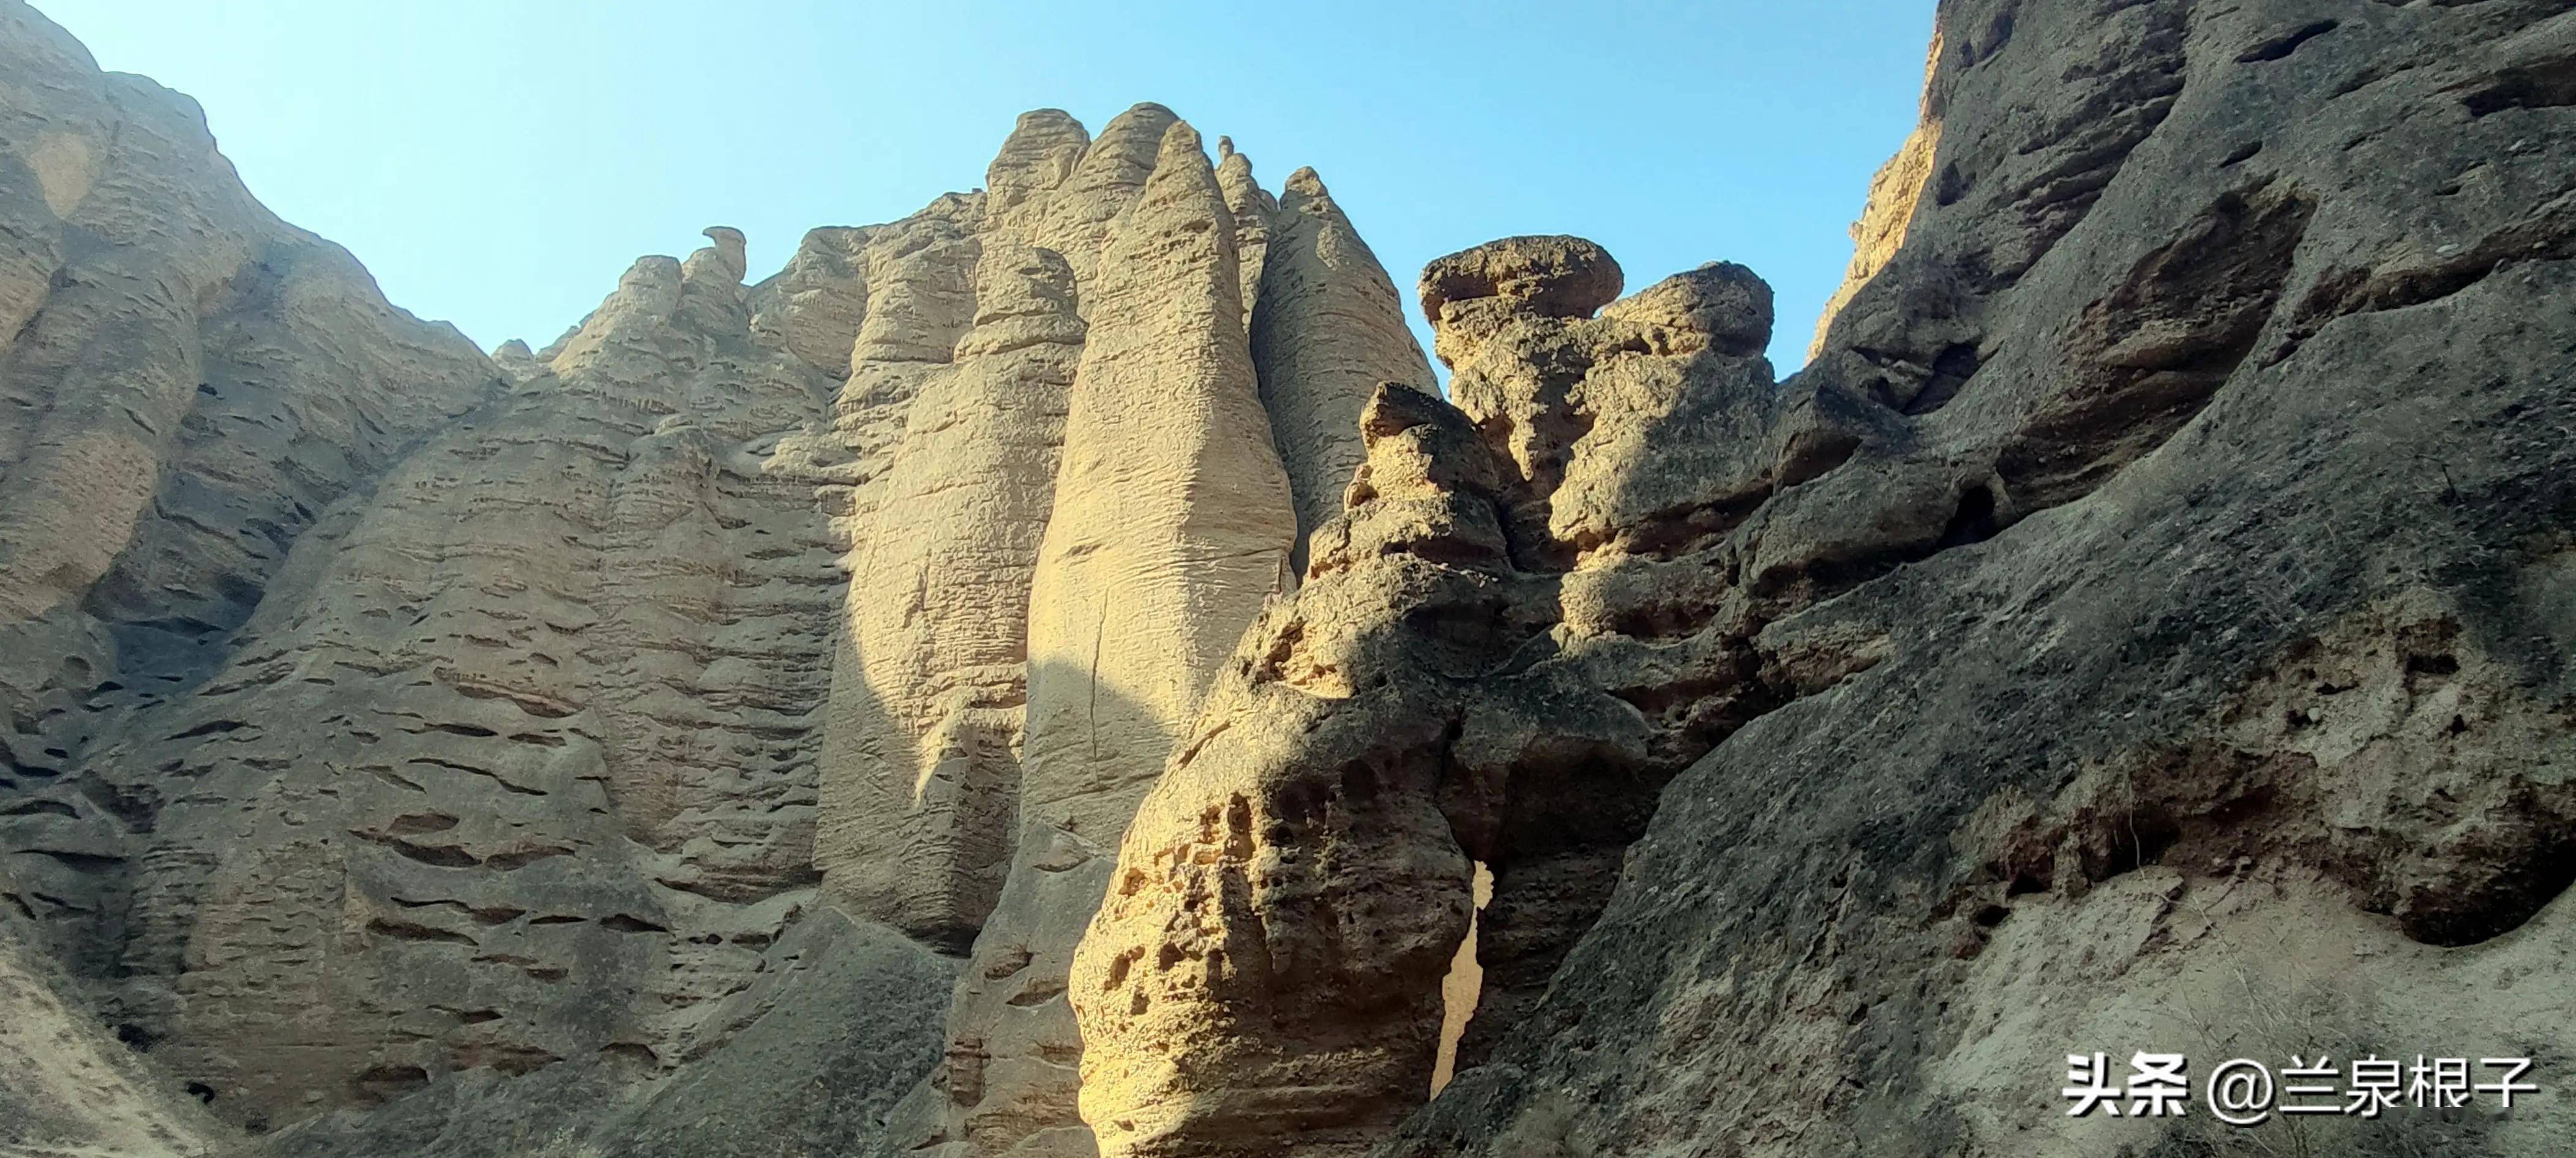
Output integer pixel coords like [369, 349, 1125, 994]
[36, 1, 1934, 373]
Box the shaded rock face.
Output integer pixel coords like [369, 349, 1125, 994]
[1064, 2, 2576, 1157]
[250, 910, 958, 1158]
[17, 204, 855, 1121]
[1, 917, 231, 1158]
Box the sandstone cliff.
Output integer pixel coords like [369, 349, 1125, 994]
[1073, 2, 2576, 1156]
[0, 2, 1436, 1150]
[6, 1, 2574, 1156]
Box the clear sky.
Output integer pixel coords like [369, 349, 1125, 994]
[34, 1, 1934, 373]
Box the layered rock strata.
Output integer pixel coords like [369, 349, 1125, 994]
[8, 1, 2575, 1156]
[0, 4, 1438, 1147]
[1071, 242, 1798, 1157]
[1076, 2, 2576, 1156]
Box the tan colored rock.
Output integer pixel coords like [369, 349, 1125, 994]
[842, 221, 981, 425]
[0, 0, 499, 1029]
[982, 109, 1093, 252]
[1417, 234, 1621, 368]
[0, 4, 492, 632]
[904, 826, 1118, 1158]
[1071, 243, 1791, 1157]
[989, 111, 1092, 207]
[751, 225, 873, 376]
[53, 221, 856, 1121]
[1, 919, 233, 1157]
[821, 244, 1084, 949]
[1213, 139, 1275, 328]
[0, 20, 1445, 1149]
[793, 104, 1401, 1158]
[1249, 166, 1439, 575]
[1070, 383, 1503, 1158]
[1020, 119, 1294, 845]
[1024, 103, 1178, 290]
[1806, 29, 1942, 362]
[934, 119, 1294, 1158]
[689, 225, 749, 283]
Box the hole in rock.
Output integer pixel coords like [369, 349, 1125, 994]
[1937, 485, 2002, 550]
[2236, 20, 2336, 64]
[1901, 343, 1982, 416]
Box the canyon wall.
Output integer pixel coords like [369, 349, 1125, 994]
[6, 0, 2575, 1156]
[1071, 1, 2576, 1156]
[0, 1, 1436, 1151]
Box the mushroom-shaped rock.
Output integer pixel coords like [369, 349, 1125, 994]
[1598, 260, 1774, 358]
[1418, 235, 1622, 367]
[1419, 234, 1623, 323]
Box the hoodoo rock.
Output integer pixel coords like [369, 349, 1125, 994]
[1070, 247, 1797, 1158]
[1252, 168, 1441, 575]
[821, 243, 1084, 951]
[1074, 4, 2576, 1156]
[1088, 3, 2575, 1157]
[923, 121, 1299, 1158]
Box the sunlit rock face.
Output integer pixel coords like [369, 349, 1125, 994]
[0, 2, 1436, 1148]
[9, 0, 2576, 1156]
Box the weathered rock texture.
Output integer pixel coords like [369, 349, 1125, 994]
[791, 100, 1429, 1158]
[1253, 168, 1440, 574]
[1072, 245, 1788, 1157]
[820, 242, 1084, 952]
[1, 915, 232, 1157]
[1073, 2, 2576, 1157]
[0, 2, 1436, 1149]
[895, 119, 1298, 1158]
[12, 0, 2576, 1156]
[249, 910, 957, 1158]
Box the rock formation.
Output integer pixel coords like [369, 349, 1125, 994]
[7, 0, 2575, 1156]
[1070, 244, 1792, 1157]
[1, 922, 229, 1157]
[0, 1, 1436, 1149]
[820, 242, 1084, 952]
[1252, 168, 1441, 573]
[1074, 2, 2576, 1157]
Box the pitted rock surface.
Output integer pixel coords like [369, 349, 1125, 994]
[6, 2, 2574, 1157]
[1073, 4, 2576, 1157]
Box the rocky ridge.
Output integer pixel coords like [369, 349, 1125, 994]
[6, 1, 2575, 1157]
[0, 1, 1434, 1151]
[1071, 1, 2576, 1156]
